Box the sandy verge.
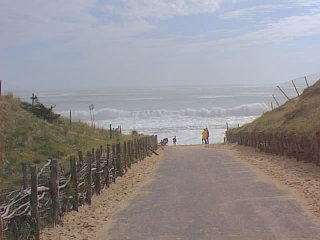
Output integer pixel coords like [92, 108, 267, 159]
[40, 149, 166, 240]
[211, 143, 320, 221]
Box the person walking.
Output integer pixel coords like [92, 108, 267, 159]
[202, 129, 207, 144]
[205, 128, 210, 144]
[173, 136, 177, 145]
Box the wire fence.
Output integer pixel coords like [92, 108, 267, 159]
[270, 72, 320, 109]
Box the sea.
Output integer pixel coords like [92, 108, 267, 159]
[15, 84, 278, 145]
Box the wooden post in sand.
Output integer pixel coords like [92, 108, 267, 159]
[105, 144, 110, 187]
[86, 151, 92, 205]
[112, 143, 116, 182]
[95, 149, 101, 195]
[137, 139, 141, 161]
[127, 141, 132, 168]
[50, 159, 60, 226]
[123, 141, 127, 173]
[30, 166, 40, 240]
[116, 143, 123, 177]
[70, 156, 79, 211]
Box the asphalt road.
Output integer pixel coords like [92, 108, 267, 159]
[98, 146, 320, 240]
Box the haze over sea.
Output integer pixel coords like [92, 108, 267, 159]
[19, 84, 273, 145]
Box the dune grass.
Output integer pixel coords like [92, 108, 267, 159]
[0, 94, 137, 188]
[229, 80, 320, 136]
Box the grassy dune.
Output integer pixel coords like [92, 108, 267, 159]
[229, 80, 320, 135]
[0, 94, 136, 188]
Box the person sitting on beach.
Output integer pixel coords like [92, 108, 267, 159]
[160, 138, 169, 150]
[173, 136, 177, 145]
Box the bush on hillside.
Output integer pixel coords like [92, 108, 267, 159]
[21, 98, 60, 123]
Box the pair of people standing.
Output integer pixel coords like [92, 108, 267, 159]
[201, 128, 210, 144]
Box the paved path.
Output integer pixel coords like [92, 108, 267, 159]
[98, 146, 320, 240]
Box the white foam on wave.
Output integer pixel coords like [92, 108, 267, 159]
[59, 103, 268, 120]
[127, 97, 163, 101]
[198, 95, 233, 99]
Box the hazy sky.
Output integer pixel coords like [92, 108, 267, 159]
[1, 0, 320, 91]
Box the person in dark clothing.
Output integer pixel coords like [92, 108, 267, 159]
[205, 128, 210, 144]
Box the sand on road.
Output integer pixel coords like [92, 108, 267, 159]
[98, 144, 320, 239]
[41, 143, 320, 239]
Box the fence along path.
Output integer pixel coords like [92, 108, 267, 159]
[0, 135, 158, 240]
[226, 131, 320, 166]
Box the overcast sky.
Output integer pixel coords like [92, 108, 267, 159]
[1, 0, 320, 91]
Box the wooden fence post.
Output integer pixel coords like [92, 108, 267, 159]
[86, 151, 93, 205]
[22, 163, 28, 189]
[112, 143, 116, 182]
[272, 94, 280, 107]
[70, 156, 79, 211]
[305, 76, 310, 88]
[106, 144, 110, 162]
[277, 85, 290, 100]
[123, 142, 127, 173]
[291, 79, 300, 96]
[50, 159, 60, 225]
[30, 166, 40, 240]
[95, 149, 101, 195]
[78, 151, 84, 165]
[127, 141, 132, 169]
[69, 111, 72, 129]
[0, 213, 3, 240]
[116, 143, 123, 176]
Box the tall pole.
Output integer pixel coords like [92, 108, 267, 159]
[0, 80, 2, 97]
[92, 104, 95, 128]
[272, 94, 280, 107]
[69, 111, 72, 129]
[30, 166, 40, 240]
[291, 80, 299, 96]
[304, 76, 310, 88]
[277, 86, 290, 100]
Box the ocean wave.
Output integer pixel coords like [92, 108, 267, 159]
[60, 103, 268, 120]
[127, 97, 163, 101]
[198, 95, 233, 99]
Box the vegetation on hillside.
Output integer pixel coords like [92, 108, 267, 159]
[0, 93, 136, 188]
[228, 80, 320, 136]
